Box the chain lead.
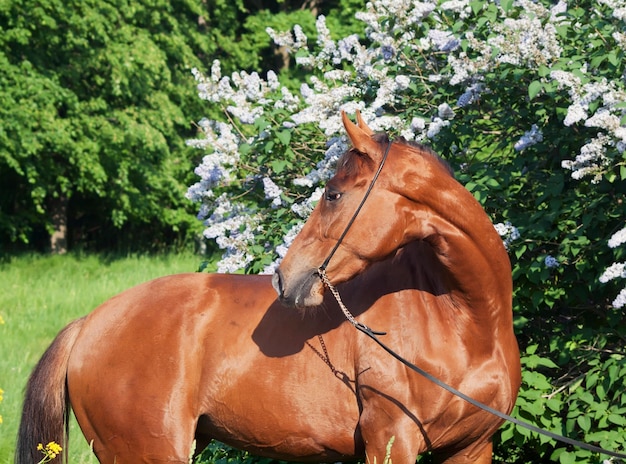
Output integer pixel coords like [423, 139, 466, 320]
[317, 267, 386, 336]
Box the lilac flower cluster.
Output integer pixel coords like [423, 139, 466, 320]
[494, 222, 521, 249]
[514, 125, 544, 152]
[599, 227, 626, 308]
[552, 69, 626, 183]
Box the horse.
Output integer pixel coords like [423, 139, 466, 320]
[16, 111, 520, 464]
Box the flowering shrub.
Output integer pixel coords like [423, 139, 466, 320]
[188, 0, 626, 462]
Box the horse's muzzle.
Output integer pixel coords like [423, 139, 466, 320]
[272, 268, 323, 308]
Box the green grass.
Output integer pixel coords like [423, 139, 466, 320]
[0, 252, 202, 464]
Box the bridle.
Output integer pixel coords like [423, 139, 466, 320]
[316, 138, 392, 336]
[318, 138, 393, 274]
[313, 137, 626, 460]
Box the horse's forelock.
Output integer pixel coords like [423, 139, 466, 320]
[337, 133, 390, 177]
[336, 148, 374, 178]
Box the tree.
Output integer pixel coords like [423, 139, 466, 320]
[0, 0, 215, 251]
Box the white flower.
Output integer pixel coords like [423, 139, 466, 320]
[562, 134, 612, 183]
[262, 177, 283, 207]
[585, 109, 621, 133]
[395, 75, 411, 90]
[438, 103, 455, 120]
[487, 6, 562, 68]
[563, 103, 588, 126]
[611, 288, 626, 309]
[411, 117, 426, 132]
[187, 0, 626, 278]
[448, 54, 476, 85]
[291, 188, 323, 218]
[550, 70, 582, 96]
[494, 222, 520, 249]
[262, 222, 306, 274]
[428, 29, 460, 52]
[608, 226, 626, 249]
[440, 0, 472, 19]
[427, 117, 450, 139]
[550, 0, 568, 21]
[599, 262, 626, 283]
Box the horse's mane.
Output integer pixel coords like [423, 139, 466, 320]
[395, 136, 455, 178]
[338, 133, 455, 178]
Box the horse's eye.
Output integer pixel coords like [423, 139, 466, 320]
[325, 190, 342, 202]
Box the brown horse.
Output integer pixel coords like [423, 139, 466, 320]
[16, 112, 520, 464]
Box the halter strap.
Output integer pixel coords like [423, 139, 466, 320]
[318, 139, 393, 273]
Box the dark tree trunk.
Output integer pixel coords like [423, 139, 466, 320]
[49, 195, 68, 254]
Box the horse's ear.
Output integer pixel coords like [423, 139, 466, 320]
[341, 111, 382, 163]
[355, 110, 374, 136]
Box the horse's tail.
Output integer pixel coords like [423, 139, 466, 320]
[15, 317, 85, 464]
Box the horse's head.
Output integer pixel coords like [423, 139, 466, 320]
[272, 111, 454, 308]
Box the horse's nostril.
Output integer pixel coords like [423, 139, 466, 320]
[271, 270, 284, 297]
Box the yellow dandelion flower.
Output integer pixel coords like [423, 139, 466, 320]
[0, 314, 4, 324]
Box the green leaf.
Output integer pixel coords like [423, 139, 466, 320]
[499, 424, 514, 443]
[546, 398, 562, 412]
[276, 129, 292, 146]
[500, 0, 513, 13]
[528, 80, 542, 100]
[270, 159, 288, 174]
[585, 372, 599, 389]
[485, 178, 500, 188]
[608, 413, 626, 426]
[577, 415, 591, 432]
[558, 451, 576, 464]
[470, 0, 485, 16]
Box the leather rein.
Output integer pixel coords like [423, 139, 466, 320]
[315, 138, 626, 460]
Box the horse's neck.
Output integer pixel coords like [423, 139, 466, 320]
[400, 172, 512, 325]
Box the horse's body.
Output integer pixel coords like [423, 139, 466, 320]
[17, 112, 520, 464]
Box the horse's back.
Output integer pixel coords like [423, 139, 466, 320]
[66, 273, 277, 461]
[68, 272, 277, 375]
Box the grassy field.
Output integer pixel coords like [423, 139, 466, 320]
[0, 252, 202, 463]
